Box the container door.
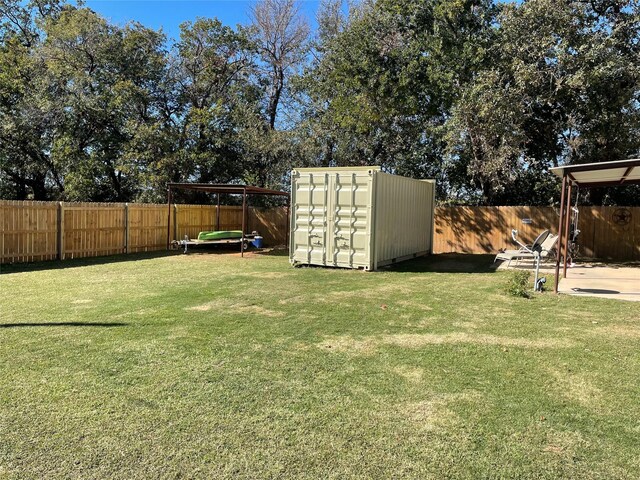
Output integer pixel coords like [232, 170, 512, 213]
[291, 171, 330, 265]
[327, 171, 373, 269]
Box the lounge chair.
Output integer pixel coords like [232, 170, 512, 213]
[494, 230, 558, 267]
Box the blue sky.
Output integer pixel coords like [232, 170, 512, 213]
[84, 0, 322, 42]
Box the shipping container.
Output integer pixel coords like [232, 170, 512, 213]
[289, 167, 436, 270]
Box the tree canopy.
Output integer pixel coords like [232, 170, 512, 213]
[1, 0, 639, 205]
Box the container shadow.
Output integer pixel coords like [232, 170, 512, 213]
[383, 254, 498, 274]
[0, 322, 128, 328]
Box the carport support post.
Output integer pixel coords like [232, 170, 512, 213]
[216, 193, 221, 230]
[241, 187, 247, 257]
[166, 186, 173, 250]
[562, 182, 573, 279]
[554, 175, 567, 294]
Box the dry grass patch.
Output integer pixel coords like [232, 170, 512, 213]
[317, 282, 419, 303]
[319, 332, 572, 355]
[455, 304, 513, 319]
[236, 271, 291, 280]
[542, 429, 585, 459]
[395, 300, 433, 311]
[593, 325, 640, 339]
[318, 336, 378, 355]
[550, 369, 604, 410]
[393, 365, 425, 383]
[400, 391, 480, 432]
[402, 400, 455, 431]
[187, 300, 285, 318]
[386, 315, 433, 329]
[382, 333, 572, 349]
[452, 321, 479, 330]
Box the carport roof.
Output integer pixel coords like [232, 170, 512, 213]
[167, 183, 289, 196]
[550, 158, 640, 187]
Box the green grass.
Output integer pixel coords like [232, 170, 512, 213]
[1, 251, 639, 479]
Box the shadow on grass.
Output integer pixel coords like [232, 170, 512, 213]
[383, 254, 498, 274]
[0, 322, 128, 328]
[0, 250, 178, 275]
[252, 246, 289, 257]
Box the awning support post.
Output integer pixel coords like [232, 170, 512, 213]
[554, 175, 567, 294]
[562, 182, 573, 279]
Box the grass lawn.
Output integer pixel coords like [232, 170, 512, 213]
[1, 250, 639, 479]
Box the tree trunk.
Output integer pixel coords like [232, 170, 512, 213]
[267, 68, 284, 129]
[28, 176, 48, 200]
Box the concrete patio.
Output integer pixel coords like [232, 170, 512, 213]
[558, 264, 640, 302]
[496, 259, 640, 301]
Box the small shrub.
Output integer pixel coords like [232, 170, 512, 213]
[505, 270, 531, 298]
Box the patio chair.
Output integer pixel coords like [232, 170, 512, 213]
[494, 230, 558, 267]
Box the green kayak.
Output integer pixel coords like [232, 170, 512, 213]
[197, 230, 243, 241]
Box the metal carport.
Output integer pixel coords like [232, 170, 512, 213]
[166, 183, 290, 257]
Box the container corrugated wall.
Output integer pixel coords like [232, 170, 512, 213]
[374, 173, 435, 267]
[290, 167, 435, 270]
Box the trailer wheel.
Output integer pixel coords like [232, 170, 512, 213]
[242, 240, 249, 251]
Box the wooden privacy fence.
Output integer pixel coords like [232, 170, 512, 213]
[2, 202, 638, 264]
[1, 201, 288, 264]
[434, 206, 640, 261]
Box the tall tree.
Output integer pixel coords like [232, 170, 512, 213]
[170, 18, 254, 189]
[449, 0, 640, 204]
[42, 7, 167, 200]
[0, 0, 66, 199]
[298, 0, 497, 200]
[250, 0, 310, 129]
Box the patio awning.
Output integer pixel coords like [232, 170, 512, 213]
[551, 158, 640, 294]
[550, 158, 640, 187]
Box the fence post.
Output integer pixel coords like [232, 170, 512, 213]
[173, 204, 178, 241]
[124, 203, 129, 254]
[57, 202, 65, 261]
